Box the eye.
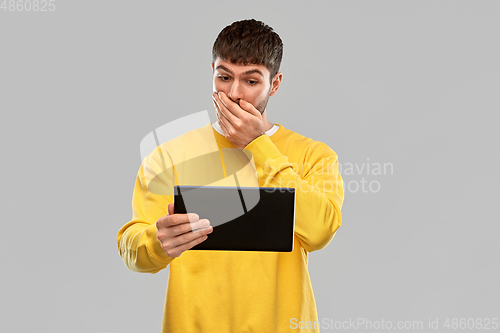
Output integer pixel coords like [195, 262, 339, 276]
[248, 80, 258, 85]
[218, 75, 231, 82]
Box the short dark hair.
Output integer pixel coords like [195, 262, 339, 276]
[212, 19, 283, 82]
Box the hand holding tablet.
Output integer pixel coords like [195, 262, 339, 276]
[156, 203, 213, 258]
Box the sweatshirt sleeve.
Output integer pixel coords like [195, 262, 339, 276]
[117, 148, 176, 273]
[243, 134, 344, 253]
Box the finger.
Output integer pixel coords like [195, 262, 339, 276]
[170, 225, 213, 248]
[171, 219, 211, 237]
[212, 97, 224, 127]
[166, 232, 210, 258]
[212, 94, 230, 130]
[212, 97, 224, 123]
[213, 92, 230, 123]
[167, 203, 174, 216]
[239, 99, 262, 119]
[215, 103, 232, 137]
[214, 92, 240, 123]
[214, 91, 231, 110]
[219, 91, 245, 120]
[159, 212, 199, 228]
[218, 91, 244, 119]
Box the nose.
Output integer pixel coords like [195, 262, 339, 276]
[228, 81, 243, 104]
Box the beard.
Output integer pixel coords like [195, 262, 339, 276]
[255, 94, 270, 115]
[239, 87, 271, 115]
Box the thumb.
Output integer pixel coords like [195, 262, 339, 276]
[168, 202, 174, 215]
[240, 99, 250, 109]
[240, 100, 261, 118]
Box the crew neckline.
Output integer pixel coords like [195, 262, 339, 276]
[206, 122, 286, 147]
[212, 121, 280, 137]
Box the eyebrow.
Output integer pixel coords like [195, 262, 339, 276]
[216, 65, 264, 78]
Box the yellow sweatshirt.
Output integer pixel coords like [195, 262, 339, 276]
[117, 122, 344, 333]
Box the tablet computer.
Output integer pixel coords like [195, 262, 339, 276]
[173, 185, 295, 252]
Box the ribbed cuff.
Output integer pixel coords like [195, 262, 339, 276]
[244, 135, 282, 171]
[145, 223, 174, 263]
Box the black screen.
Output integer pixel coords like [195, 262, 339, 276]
[174, 185, 295, 252]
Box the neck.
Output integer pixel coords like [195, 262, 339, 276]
[262, 109, 273, 131]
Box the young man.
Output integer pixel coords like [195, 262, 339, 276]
[117, 19, 344, 332]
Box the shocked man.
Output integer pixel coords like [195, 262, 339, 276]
[117, 19, 344, 333]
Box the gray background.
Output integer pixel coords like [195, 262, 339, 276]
[1, 1, 498, 332]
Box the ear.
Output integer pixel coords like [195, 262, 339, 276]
[211, 63, 214, 71]
[269, 72, 283, 96]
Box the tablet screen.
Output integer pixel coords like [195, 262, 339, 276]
[174, 185, 295, 252]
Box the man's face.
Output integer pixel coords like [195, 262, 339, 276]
[211, 58, 274, 115]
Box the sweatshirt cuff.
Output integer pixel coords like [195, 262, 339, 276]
[244, 134, 282, 171]
[145, 223, 173, 263]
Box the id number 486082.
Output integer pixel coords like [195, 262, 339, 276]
[443, 318, 498, 330]
[1, 0, 56, 11]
